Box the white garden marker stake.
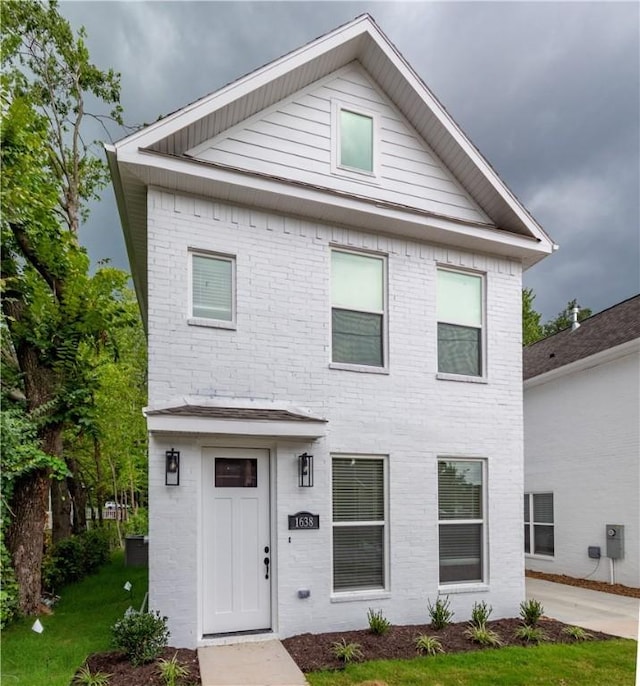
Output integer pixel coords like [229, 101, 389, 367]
[123, 581, 132, 591]
[32, 618, 44, 633]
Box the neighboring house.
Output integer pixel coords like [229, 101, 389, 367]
[107, 15, 555, 648]
[523, 295, 640, 588]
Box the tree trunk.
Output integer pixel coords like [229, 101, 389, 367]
[50, 478, 72, 544]
[68, 468, 88, 534]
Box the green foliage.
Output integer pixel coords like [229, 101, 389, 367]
[522, 288, 543, 345]
[124, 508, 148, 536]
[157, 653, 190, 686]
[42, 528, 110, 592]
[519, 598, 544, 627]
[0, 537, 20, 628]
[514, 625, 547, 644]
[366, 608, 390, 635]
[332, 638, 363, 664]
[415, 633, 444, 655]
[464, 624, 503, 647]
[427, 595, 454, 630]
[73, 665, 112, 686]
[542, 299, 592, 337]
[111, 610, 169, 666]
[469, 601, 492, 629]
[562, 625, 593, 641]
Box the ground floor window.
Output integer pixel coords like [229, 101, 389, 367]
[332, 456, 386, 592]
[524, 493, 554, 556]
[438, 459, 485, 584]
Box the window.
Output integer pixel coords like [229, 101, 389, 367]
[332, 456, 386, 592]
[524, 493, 554, 556]
[438, 460, 485, 584]
[340, 109, 373, 172]
[331, 250, 385, 367]
[190, 252, 234, 324]
[437, 269, 483, 376]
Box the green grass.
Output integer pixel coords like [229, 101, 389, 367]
[1, 551, 148, 686]
[307, 639, 638, 686]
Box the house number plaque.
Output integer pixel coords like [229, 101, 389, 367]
[288, 511, 320, 530]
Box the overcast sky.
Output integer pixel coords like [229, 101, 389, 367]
[62, 1, 639, 321]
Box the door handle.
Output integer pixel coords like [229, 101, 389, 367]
[263, 556, 270, 580]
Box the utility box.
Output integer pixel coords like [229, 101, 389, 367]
[605, 525, 624, 559]
[125, 534, 149, 567]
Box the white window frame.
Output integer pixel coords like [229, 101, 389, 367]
[329, 247, 388, 373]
[436, 267, 487, 382]
[331, 454, 390, 599]
[331, 99, 380, 181]
[187, 249, 236, 329]
[524, 492, 555, 558]
[437, 458, 488, 590]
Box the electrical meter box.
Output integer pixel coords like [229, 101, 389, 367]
[606, 524, 624, 559]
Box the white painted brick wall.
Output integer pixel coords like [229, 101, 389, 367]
[524, 350, 640, 588]
[147, 188, 526, 647]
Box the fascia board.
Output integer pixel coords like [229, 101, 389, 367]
[146, 415, 327, 438]
[524, 338, 640, 390]
[119, 149, 551, 263]
[114, 17, 371, 154]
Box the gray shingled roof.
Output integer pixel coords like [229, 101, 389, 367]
[523, 295, 640, 380]
[145, 406, 327, 422]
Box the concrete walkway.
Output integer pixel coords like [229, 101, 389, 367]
[526, 577, 639, 640]
[198, 639, 308, 686]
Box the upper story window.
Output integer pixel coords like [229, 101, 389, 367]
[331, 249, 386, 368]
[189, 251, 235, 328]
[340, 109, 373, 172]
[437, 268, 484, 377]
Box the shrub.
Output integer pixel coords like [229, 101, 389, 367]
[415, 634, 444, 655]
[427, 595, 454, 630]
[125, 508, 148, 536]
[514, 625, 547, 644]
[0, 538, 20, 628]
[81, 528, 111, 572]
[332, 638, 363, 664]
[73, 665, 112, 685]
[158, 652, 189, 686]
[464, 624, 503, 647]
[469, 600, 492, 629]
[111, 610, 170, 666]
[563, 625, 593, 641]
[367, 608, 391, 635]
[519, 598, 544, 627]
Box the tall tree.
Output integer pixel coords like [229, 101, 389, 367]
[522, 288, 543, 346]
[1, 0, 130, 613]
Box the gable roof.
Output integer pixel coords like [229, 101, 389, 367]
[106, 14, 556, 321]
[523, 294, 640, 380]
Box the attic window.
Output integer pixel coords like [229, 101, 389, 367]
[340, 109, 373, 172]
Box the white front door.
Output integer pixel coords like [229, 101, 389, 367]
[202, 448, 271, 634]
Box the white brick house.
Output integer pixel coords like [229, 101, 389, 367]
[107, 15, 555, 648]
[524, 296, 640, 588]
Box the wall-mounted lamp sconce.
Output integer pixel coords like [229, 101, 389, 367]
[165, 448, 180, 486]
[298, 452, 313, 488]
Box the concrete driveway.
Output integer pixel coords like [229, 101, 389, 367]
[526, 577, 639, 640]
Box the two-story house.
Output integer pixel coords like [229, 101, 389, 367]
[107, 15, 555, 648]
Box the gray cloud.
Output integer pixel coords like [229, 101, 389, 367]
[64, 1, 639, 321]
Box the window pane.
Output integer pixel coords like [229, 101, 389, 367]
[438, 461, 483, 520]
[333, 525, 384, 590]
[524, 524, 530, 554]
[214, 458, 257, 487]
[192, 255, 232, 320]
[340, 110, 373, 172]
[533, 493, 553, 523]
[524, 494, 530, 523]
[331, 251, 383, 311]
[437, 270, 482, 326]
[332, 309, 383, 366]
[534, 524, 554, 556]
[439, 523, 482, 583]
[333, 458, 384, 521]
[438, 323, 481, 376]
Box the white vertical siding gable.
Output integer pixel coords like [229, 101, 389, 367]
[187, 63, 491, 225]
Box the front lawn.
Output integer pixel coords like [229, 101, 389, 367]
[307, 639, 638, 686]
[1, 551, 147, 686]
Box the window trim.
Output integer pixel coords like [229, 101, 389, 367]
[524, 492, 555, 558]
[437, 457, 488, 589]
[331, 454, 389, 597]
[330, 100, 380, 181]
[436, 266, 486, 379]
[330, 247, 388, 372]
[187, 249, 236, 329]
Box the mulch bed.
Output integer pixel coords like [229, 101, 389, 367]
[526, 570, 640, 598]
[282, 617, 615, 673]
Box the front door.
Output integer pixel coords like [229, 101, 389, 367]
[202, 448, 271, 634]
